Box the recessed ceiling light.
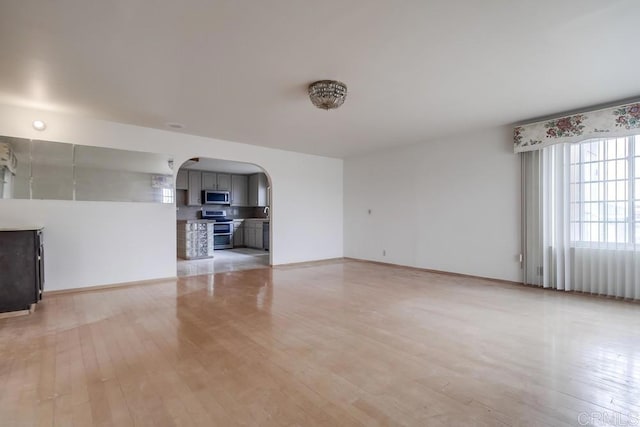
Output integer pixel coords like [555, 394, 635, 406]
[32, 120, 47, 131]
[166, 122, 184, 129]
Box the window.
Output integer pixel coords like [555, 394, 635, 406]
[520, 107, 640, 299]
[162, 188, 174, 204]
[569, 135, 640, 245]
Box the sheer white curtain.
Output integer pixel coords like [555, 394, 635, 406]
[522, 139, 640, 300]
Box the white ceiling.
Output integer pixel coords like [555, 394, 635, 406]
[0, 1, 639, 158]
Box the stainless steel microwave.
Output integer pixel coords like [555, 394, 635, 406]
[202, 190, 230, 205]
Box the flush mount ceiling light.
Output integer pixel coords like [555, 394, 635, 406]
[32, 120, 46, 131]
[308, 80, 347, 110]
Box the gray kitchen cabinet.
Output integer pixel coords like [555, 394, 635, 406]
[243, 220, 264, 249]
[248, 174, 258, 206]
[244, 223, 256, 248]
[231, 175, 248, 206]
[254, 224, 263, 249]
[216, 173, 231, 191]
[248, 173, 268, 207]
[187, 170, 202, 206]
[183, 169, 256, 206]
[176, 170, 188, 190]
[243, 221, 253, 247]
[233, 227, 244, 247]
[201, 172, 217, 190]
[263, 221, 269, 251]
[233, 220, 244, 247]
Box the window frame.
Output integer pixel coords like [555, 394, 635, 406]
[569, 135, 639, 248]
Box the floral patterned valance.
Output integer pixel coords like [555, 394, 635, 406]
[514, 102, 640, 153]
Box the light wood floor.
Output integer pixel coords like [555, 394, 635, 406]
[1, 260, 640, 426]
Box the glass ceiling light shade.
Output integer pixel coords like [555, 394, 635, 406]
[308, 80, 347, 110]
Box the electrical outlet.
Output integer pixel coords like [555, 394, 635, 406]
[383, 249, 386, 256]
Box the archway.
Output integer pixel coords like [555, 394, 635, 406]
[174, 157, 272, 277]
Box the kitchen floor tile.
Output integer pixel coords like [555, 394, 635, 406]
[177, 248, 269, 277]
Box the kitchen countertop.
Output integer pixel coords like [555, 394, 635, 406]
[0, 225, 44, 231]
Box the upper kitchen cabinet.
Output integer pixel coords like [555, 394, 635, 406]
[202, 172, 230, 191]
[231, 174, 248, 206]
[187, 170, 202, 206]
[176, 170, 188, 190]
[216, 173, 231, 191]
[179, 168, 263, 206]
[201, 172, 217, 190]
[248, 173, 269, 207]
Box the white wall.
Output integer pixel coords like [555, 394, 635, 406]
[344, 126, 521, 282]
[0, 104, 344, 291]
[0, 200, 176, 288]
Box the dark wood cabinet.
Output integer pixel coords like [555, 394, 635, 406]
[0, 229, 44, 313]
